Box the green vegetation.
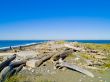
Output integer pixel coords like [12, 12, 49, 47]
[80, 53, 95, 59]
[55, 41, 65, 44]
[5, 74, 54, 82]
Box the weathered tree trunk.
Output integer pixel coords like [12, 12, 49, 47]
[0, 65, 24, 82]
[26, 55, 53, 68]
[58, 61, 94, 78]
[0, 54, 16, 72]
[9, 61, 26, 68]
[64, 44, 84, 52]
[35, 54, 53, 67]
[15, 64, 24, 74]
[26, 54, 53, 68]
[8, 65, 24, 78]
[0, 66, 12, 82]
[8, 68, 16, 78]
[53, 50, 73, 61]
[0, 54, 26, 82]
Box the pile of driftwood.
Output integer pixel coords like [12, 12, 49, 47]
[52, 49, 94, 78]
[26, 49, 94, 78]
[0, 48, 94, 82]
[0, 54, 26, 82]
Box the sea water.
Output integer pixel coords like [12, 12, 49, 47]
[0, 40, 110, 48]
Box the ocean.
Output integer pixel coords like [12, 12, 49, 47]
[67, 40, 110, 44]
[0, 40, 48, 48]
[0, 40, 110, 48]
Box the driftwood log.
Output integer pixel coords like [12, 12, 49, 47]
[53, 50, 73, 61]
[26, 54, 53, 68]
[35, 54, 53, 67]
[9, 61, 26, 68]
[57, 60, 94, 78]
[8, 68, 16, 78]
[64, 44, 85, 52]
[0, 54, 16, 72]
[15, 64, 24, 74]
[0, 66, 12, 82]
[0, 60, 25, 82]
[8, 65, 24, 78]
[0, 54, 26, 82]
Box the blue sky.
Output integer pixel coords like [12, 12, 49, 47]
[0, 0, 110, 40]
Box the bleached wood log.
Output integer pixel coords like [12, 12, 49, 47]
[53, 50, 73, 61]
[58, 60, 94, 78]
[26, 54, 53, 68]
[35, 54, 53, 67]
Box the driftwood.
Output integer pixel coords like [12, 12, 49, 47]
[58, 60, 94, 78]
[9, 61, 26, 68]
[0, 66, 12, 82]
[35, 54, 53, 67]
[0, 54, 26, 82]
[15, 65, 24, 74]
[0, 54, 16, 72]
[64, 44, 84, 52]
[53, 50, 73, 61]
[8, 68, 16, 78]
[0, 61, 25, 82]
[26, 54, 53, 68]
[8, 65, 24, 78]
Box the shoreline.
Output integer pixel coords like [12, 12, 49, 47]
[0, 40, 110, 52]
[0, 42, 44, 51]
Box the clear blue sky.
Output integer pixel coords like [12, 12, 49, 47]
[0, 0, 110, 40]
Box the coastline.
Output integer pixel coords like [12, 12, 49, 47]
[0, 42, 45, 52]
[0, 40, 110, 52]
[0, 41, 110, 82]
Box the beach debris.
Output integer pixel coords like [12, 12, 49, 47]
[90, 50, 98, 53]
[64, 44, 84, 52]
[0, 66, 12, 82]
[15, 64, 24, 74]
[9, 60, 26, 68]
[53, 50, 73, 61]
[8, 65, 24, 78]
[0, 54, 26, 82]
[0, 54, 16, 72]
[57, 59, 94, 78]
[35, 54, 53, 67]
[26, 54, 53, 68]
[8, 68, 16, 78]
